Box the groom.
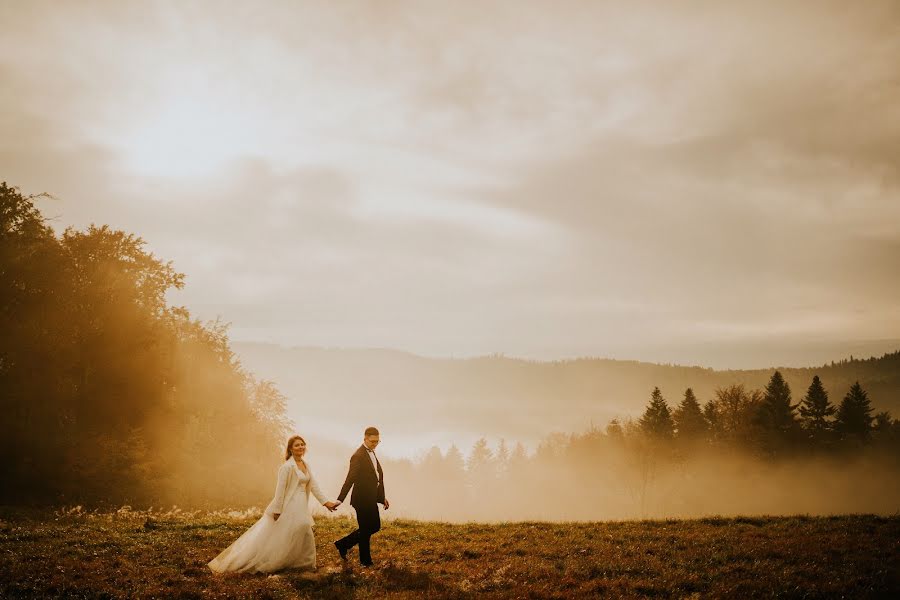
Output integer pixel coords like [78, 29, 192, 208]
[334, 426, 389, 567]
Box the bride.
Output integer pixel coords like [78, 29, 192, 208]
[208, 435, 340, 573]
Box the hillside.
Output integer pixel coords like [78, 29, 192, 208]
[233, 343, 900, 447]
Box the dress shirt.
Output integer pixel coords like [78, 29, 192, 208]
[366, 448, 380, 483]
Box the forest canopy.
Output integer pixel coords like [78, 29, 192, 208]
[1, 182, 291, 507]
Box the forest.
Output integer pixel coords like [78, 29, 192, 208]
[1, 182, 290, 507]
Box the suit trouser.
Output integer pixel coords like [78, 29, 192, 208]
[337, 502, 381, 564]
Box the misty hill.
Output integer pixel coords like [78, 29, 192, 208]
[232, 343, 900, 446]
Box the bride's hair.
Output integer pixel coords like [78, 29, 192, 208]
[284, 435, 307, 460]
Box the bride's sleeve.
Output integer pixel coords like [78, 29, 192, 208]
[271, 463, 289, 513]
[308, 469, 332, 505]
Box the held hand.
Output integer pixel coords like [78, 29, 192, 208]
[273, 513, 280, 521]
[323, 501, 339, 512]
[383, 499, 390, 510]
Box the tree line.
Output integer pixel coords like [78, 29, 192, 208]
[634, 371, 898, 456]
[386, 371, 900, 520]
[1, 182, 291, 507]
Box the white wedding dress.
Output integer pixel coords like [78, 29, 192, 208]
[208, 459, 332, 573]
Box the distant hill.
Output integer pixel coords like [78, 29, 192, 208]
[233, 342, 900, 448]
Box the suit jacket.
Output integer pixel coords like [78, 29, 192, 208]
[337, 445, 386, 508]
[265, 458, 330, 515]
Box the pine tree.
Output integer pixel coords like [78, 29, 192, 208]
[834, 381, 874, 441]
[496, 439, 510, 477]
[798, 375, 835, 438]
[673, 387, 707, 441]
[510, 441, 528, 463]
[639, 387, 674, 440]
[754, 371, 800, 454]
[443, 444, 466, 485]
[508, 441, 528, 477]
[421, 446, 444, 472]
[467, 437, 494, 475]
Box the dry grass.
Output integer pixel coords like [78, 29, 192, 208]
[1, 507, 897, 598]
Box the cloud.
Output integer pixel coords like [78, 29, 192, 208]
[1, 0, 898, 363]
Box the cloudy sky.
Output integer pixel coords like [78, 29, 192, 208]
[2, 0, 899, 368]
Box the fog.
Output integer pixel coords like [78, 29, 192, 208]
[241, 433, 900, 523]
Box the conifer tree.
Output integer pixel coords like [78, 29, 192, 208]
[754, 371, 800, 454]
[496, 439, 510, 477]
[798, 375, 835, 439]
[639, 387, 674, 440]
[443, 444, 466, 486]
[673, 387, 707, 441]
[834, 381, 874, 441]
[507, 442, 529, 478]
[467, 438, 495, 475]
[421, 446, 444, 472]
[510, 441, 528, 464]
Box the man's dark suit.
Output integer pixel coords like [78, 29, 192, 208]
[335, 444, 385, 565]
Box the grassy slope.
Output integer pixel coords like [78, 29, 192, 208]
[1, 509, 898, 599]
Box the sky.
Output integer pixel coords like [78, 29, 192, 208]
[2, 0, 899, 369]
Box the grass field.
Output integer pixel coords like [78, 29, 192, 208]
[1, 507, 898, 598]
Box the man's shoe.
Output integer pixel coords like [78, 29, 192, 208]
[360, 561, 373, 568]
[334, 542, 348, 561]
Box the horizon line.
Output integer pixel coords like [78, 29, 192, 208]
[230, 339, 900, 372]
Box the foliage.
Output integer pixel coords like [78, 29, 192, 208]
[703, 384, 761, 447]
[0, 182, 290, 507]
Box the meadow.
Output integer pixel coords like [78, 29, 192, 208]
[1, 507, 897, 599]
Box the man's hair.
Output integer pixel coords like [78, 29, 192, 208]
[364, 426, 380, 437]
